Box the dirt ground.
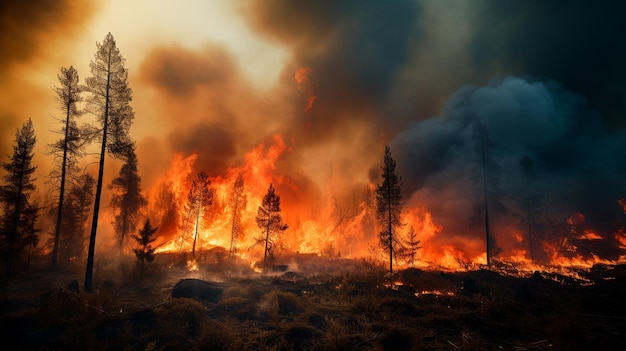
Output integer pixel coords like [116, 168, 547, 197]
[1, 254, 625, 350]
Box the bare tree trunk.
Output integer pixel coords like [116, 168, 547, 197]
[229, 196, 239, 259]
[85, 52, 111, 293]
[264, 222, 270, 269]
[387, 163, 394, 285]
[526, 194, 534, 261]
[192, 201, 200, 256]
[480, 135, 492, 267]
[52, 91, 73, 268]
[6, 163, 25, 276]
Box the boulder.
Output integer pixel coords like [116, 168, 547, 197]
[171, 279, 224, 303]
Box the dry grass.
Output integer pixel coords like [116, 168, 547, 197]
[1, 256, 626, 350]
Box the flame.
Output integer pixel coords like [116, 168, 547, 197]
[415, 290, 456, 297]
[294, 67, 317, 114]
[134, 131, 626, 281]
[149, 135, 289, 262]
[186, 259, 198, 271]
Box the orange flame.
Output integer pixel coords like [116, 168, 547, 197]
[294, 67, 318, 115]
[142, 134, 626, 280]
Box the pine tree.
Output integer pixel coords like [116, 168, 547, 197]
[109, 146, 147, 250]
[147, 181, 179, 238]
[184, 172, 214, 256]
[470, 122, 506, 266]
[84, 33, 134, 292]
[49, 66, 83, 268]
[228, 172, 246, 259]
[132, 219, 158, 282]
[404, 225, 421, 268]
[255, 183, 288, 268]
[376, 146, 404, 283]
[1, 118, 37, 276]
[22, 201, 40, 276]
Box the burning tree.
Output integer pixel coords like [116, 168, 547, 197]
[1, 118, 37, 276]
[132, 219, 158, 281]
[147, 181, 179, 239]
[255, 183, 288, 269]
[48, 66, 84, 269]
[84, 32, 135, 292]
[376, 146, 404, 282]
[183, 172, 214, 256]
[228, 172, 246, 259]
[109, 146, 147, 250]
[404, 225, 421, 268]
[514, 154, 544, 261]
[470, 122, 506, 267]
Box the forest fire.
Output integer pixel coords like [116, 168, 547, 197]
[141, 128, 626, 279]
[3, 2, 626, 349]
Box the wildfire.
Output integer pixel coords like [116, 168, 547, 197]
[136, 131, 626, 280]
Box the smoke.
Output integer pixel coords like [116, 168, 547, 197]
[0, 0, 98, 181]
[128, 1, 626, 260]
[4, 0, 626, 263]
[246, 0, 421, 138]
[467, 0, 626, 129]
[391, 77, 626, 257]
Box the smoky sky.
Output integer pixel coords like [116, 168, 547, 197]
[391, 77, 626, 249]
[0, 1, 96, 73]
[4, 0, 626, 258]
[247, 0, 422, 142]
[468, 0, 626, 129]
[139, 44, 238, 97]
[133, 0, 626, 252]
[0, 0, 97, 176]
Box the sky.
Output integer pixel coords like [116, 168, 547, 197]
[1, 0, 626, 262]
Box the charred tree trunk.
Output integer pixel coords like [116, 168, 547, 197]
[229, 196, 239, 259]
[192, 200, 200, 256]
[6, 172, 24, 276]
[387, 163, 394, 284]
[85, 52, 111, 293]
[263, 222, 270, 269]
[51, 91, 72, 269]
[480, 134, 493, 267]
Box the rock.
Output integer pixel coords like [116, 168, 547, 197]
[67, 280, 79, 293]
[171, 279, 224, 303]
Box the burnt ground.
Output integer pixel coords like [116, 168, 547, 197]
[1, 254, 626, 350]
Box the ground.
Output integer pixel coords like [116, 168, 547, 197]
[1, 253, 625, 350]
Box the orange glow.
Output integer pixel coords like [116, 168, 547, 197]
[133, 134, 626, 280]
[578, 230, 603, 240]
[186, 259, 199, 272]
[615, 230, 626, 249]
[294, 67, 317, 114]
[150, 135, 290, 262]
[415, 290, 456, 297]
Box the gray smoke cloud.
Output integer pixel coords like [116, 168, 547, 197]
[391, 77, 626, 259]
